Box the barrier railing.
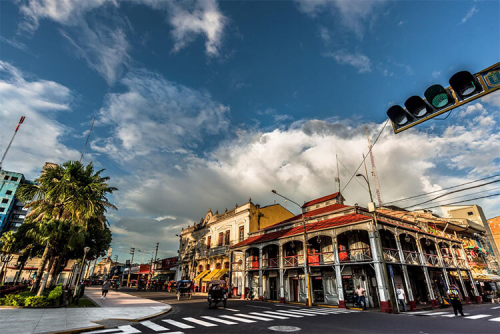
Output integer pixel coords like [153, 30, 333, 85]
[339, 247, 372, 263]
[383, 248, 401, 263]
[402, 250, 421, 265]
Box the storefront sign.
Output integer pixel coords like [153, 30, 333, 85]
[161, 257, 178, 269]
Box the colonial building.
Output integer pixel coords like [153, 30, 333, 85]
[229, 193, 484, 312]
[177, 199, 294, 293]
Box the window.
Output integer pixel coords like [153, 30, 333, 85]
[467, 211, 473, 216]
[224, 262, 230, 269]
[239, 226, 244, 242]
[11, 177, 18, 182]
[206, 264, 210, 270]
[216, 263, 221, 269]
[6, 191, 12, 195]
[1, 199, 8, 204]
[225, 231, 230, 245]
[0, 208, 4, 212]
[3, 176, 9, 180]
[218, 232, 223, 246]
[207, 236, 211, 249]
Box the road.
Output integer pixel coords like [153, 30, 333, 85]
[84, 289, 500, 334]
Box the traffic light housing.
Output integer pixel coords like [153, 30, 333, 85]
[387, 62, 500, 133]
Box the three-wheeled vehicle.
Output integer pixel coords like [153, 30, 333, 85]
[176, 280, 193, 300]
[207, 280, 227, 309]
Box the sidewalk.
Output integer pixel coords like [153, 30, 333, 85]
[0, 287, 171, 334]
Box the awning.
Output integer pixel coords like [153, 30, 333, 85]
[202, 269, 220, 282]
[193, 270, 210, 281]
[212, 268, 229, 280]
[473, 273, 500, 282]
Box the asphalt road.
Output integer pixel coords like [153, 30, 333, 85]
[85, 289, 500, 334]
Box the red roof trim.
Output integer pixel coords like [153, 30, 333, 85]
[302, 192, 341, 208]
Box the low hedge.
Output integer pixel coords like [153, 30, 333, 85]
[1, 284, 63, 307]
[25, 296, 50, 308]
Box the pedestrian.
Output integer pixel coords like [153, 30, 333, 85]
[355, 285, 367, 310]
[102, 279, 111, 299]
[447, 287, 464, 316]
[396, 284, 407, 312]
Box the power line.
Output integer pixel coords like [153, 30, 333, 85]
[416, 193, 500, 210]
[403, 179, 500, 209]
[337, 157, 368, 192]
[408, 185, 500, 209]
[383, 174, 500, 205]
[341, 119, 390, 193]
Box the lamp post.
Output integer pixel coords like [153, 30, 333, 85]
[73, 246, 90, 297]
[127, 247, 135, 287]
[356, 167, 397, 313]
[271, 190, 312, 307]
[0, 254, 14, 283]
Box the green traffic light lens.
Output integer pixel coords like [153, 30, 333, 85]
[431, 93, 449, 108]
[425, 84, 451, 109]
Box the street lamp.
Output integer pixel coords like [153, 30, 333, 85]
[74, 246, 90, 297]
[271, 189, 312, 307]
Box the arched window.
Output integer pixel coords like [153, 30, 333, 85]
[206, 264, 211, 270]
[216, 263, 221, 269]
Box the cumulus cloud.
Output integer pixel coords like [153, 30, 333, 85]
[0, 60, 80, 177]
[323, 50, 371, 73]
[154, 215, 177, 221]
[92, 68, 230, 161]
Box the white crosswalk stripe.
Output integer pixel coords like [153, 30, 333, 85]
[276, 309, 317, 316]
[420, 312, 450, 316]
[224, 308, 240, 312]
[235, 313, 274, 321]
[264, 310, 304, 318]
[162, 319, 195, 329]
[139, 320, 169, 331]
[118, 325, 142, 333]
[183, 317, 218, 327]
[201, 316, 238, 325]
[250, 312, 289, 319]
[489, 317, 500, 322]
[464, 314, 492, 319]
[85, 329, 122, 334]
[441, 313, 470, 317]
[220, 314, 257, 323]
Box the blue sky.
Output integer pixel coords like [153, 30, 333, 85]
[1, 0, 499, 261]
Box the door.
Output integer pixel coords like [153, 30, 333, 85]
[342, 275, 355, 307]
[312, 277, 325, 304]
[270, 277, 277, 300]
[293, 279, 298, 302]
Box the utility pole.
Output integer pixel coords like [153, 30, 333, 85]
[365, 126, 383, 206]
[127, 248, 135, 287]
[0, 116, 26, 171]
[152, 243, 159, 278]
[335, 154, 341, 192]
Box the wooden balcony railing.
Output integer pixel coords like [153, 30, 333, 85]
[246, 259, 260, 270]
[441, 256, 454, 267]
[308, 252, 335, 266]
[402, 250, 421, 265]
[383, 248, 401, 263]
[424, 253, 439, 267]
[284, 255, 300, 268]
[262, 258, 279, 269]
[339, 247, 372, 263]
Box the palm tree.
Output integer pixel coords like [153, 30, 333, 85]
[16, 161, 117, 295]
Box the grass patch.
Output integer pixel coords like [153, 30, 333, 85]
[69, 298, 96, 308]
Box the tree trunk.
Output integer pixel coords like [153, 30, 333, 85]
[31, 244, 50, 293]
[37, 253, 55, 296]
[46, 256, 60, 288]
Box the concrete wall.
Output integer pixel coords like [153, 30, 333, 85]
[249, 204, 294, 232]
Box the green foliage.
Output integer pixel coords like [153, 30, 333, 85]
[24, 296, 50, 308]
[5, 294, 27, 306]
[0, 298, 5, 305]
[17, 290, 35, 298]
[48, 284, 63, 301]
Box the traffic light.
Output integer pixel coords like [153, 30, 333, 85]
[387, 62, 500, 133]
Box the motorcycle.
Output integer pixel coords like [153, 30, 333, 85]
[246, 288, 255, 301]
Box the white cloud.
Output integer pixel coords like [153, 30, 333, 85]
[295, 0, 387, 37]
[432, 70, 442, 79]
[318, 26, 331, 44]
[482, 90, 500, 107]
[92, 68, 230, 161]
[154, 215, 177, 221]
[460, 6, 478, 25]
[323, 50, 371, 73]
[0, 36, 29, 52]
[458, 102, 485, 117]
[164, 0, 227, 56]
[0, 60, 80, 177]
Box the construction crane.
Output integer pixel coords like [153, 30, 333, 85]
[365, 126, 383, 206]
[0, 116, 26, 171]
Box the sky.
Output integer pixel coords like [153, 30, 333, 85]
[0, 0, 499, 263]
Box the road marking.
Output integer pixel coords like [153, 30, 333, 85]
[183, 317, 218, 327]
[224, 308, 240, 312]
[251, 312, 289, 319]
[464, 314, 492, 320]
[492, 306, 500, 310]
[290, 309, 328, 315]
[140, 320, 169, 331]
[276, 310, 316, 316]
[85, 329, 121, 334]
[441, 313, 470, 317]
[264, 311, 304, 318]
[489, 317, 500, 322]
[409, 311, 432, 315]
[162, 319, 195, 329]
[236, 313, 274, 321]
[420, 312, 450, 316]
[201, 316, 238, 325]
[247, 305, 273, 309]
[118, 325, 142, 333]
[220, 315, 257, 323]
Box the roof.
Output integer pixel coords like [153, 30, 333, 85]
[265, 203, 349, 230]
[302, 192, 341, 208]
[232, 213, 370, 248]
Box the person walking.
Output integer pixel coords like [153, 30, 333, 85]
[396, 285, 407, 312]
[355, 285, 367, 310]
[447, 287, 464, 316]
[102, 279, 111, 299]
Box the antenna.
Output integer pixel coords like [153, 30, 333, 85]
[335, 153, 341, 192]
[0, 116, 26, 171]
[80, 117, 96, 163]
[365, 126, 383, 206]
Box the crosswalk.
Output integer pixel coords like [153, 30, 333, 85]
[86, 307, 358, 334]
[404, 309, 500, 322]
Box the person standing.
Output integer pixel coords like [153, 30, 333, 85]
[396, 285, 407, 312]
[102, 279, 111, 299]
[355, 285, 367, 310]
[447, 287, 464, 316]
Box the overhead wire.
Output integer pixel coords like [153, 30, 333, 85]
[406, 185, 500, 209]
[416, 193, 500, 210]
[337, 157, 369, 192]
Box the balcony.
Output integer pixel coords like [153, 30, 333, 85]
[246, 259, 259, 270]
[262, 258, 279, 269]
[441, 256, 454, 268]
[383, 248, 402, 263]
[402, 250, 421, 265]
[455, 258, 467, 269]
[339, 247, 372, 263]
[209, 246, 229, 257]
[231, 261, 243, 272]
[424, 253, 439, 267]
[284, 255, 300, 268]
[308, 252, 335, 266]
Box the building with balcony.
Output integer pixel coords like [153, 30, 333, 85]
[229, 193, 484, 312]
[177, 198, 294, 292]
[0, 169, 32, 235]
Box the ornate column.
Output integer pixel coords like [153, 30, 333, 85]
[228, 251, 234, 297]
[259, 247, 263, 300]
[461, 244, 481, 303]
[369, 230, 392, 312]
[434, 241, 451, 291]
[333, 232, 345, 308]
[416, 235, 438, 308]
[396, 234, 416, 311]
[279, 243, 285, 303]
[241, 249, 247, 300]
[450, 246, 469, 303]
